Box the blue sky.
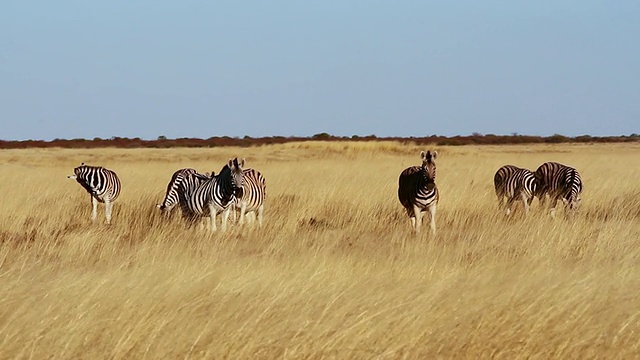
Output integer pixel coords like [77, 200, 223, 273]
[1, 1, 638, 140]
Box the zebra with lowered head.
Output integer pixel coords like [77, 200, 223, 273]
[493, 165, 537, 216]
[398, 150, 439, 234]
[534, 162, 583, 218]
[234, 168, 266, 226]
[186, 158, 245, 231]
[67, 163, 121, 224]
[157, 168, 212, 219]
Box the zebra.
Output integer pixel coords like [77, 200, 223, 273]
[67, 163, 121, 224]
[233, 168, 266, 226]
[493, 165, 537, 216]
[157, 168, 212, 219]
[398, 150, 439, 234]
[185, 158, 245, 231]
[534, 162, 583, 218]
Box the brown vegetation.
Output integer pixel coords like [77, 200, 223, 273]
[1, 133, 639, 149]
[0, 142, 639, 358]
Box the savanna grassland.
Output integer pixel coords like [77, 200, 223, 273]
[1, 142, 639, 359]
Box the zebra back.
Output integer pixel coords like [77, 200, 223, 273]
[70, 163, 121, 203]
[398, 150, 439, 213]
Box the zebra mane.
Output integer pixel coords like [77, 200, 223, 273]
[217, 164, 231, 177]
[76, 163, 103, 170]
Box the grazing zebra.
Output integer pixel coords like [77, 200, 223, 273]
[67, 163, 121, 224]
[398, 150, 439, 234]
[186, 158, 245, 231]
[234, 168, 266, 226]
[534, 162, 583, 218]
[157, 168, 212, 218]
[493, 165, 537, 216]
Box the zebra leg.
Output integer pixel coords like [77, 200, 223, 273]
[208, 204, 218, 231]
[413, 205, 423, 234]
[406, 208, 416, 229]
[239, 202, 246, 226]
[231, 202, 237, 223]
[428, 203, 437, 235]
[105, 201, 113, 225]
[221, 207, 231, 231]
[257, 205, 264, 227]
[91, 196, 98, 222]
[549, 197, 558, 219]
[505, 197, 515, 216]
[522, 192, 530, 215]
[496, 193, 504, 211]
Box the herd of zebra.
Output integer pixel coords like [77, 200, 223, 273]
[67, 158, 266, 230]
[398, 151, 583, 234]
[67, 152, 583, 235]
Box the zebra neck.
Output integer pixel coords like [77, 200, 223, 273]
[215, 177, 235, 206]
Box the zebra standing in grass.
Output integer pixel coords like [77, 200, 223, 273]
[186, 158, 245, 231]
[67, 163, 121, 224]
[398, 150, 439, 234]
[494, 165, 537, 216]
[233, 168, 266, 226]
[157, 168, 212, 219]
[535, 162, 583, 218]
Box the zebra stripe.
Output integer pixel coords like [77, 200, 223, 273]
[534, 162, 583, 218]
[234, 168, 266, 226]
[186, 158, 245, 231]
[398, 150, 439, 234]
[493, 165, 537, 216]
[67, 163, 121, 224]
[157, 168, 211, 218]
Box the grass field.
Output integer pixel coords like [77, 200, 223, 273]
[1, 142, 639, 359]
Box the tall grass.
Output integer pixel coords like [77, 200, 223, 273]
[1, 142, 639, 359]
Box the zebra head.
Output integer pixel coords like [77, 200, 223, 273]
[67, 162, 87, 180]
[228, 158, 246, 199]
[420, 150, 437, 183]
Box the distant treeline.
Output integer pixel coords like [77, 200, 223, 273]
[1, 133, 639, 149]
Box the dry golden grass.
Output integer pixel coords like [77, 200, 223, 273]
[1, 142, 639, 359]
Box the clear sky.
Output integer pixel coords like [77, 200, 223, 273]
[1, 1, 638, 140]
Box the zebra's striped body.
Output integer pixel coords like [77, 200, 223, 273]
[398, 150, 439, 234]
[186, 158, 245, 231]
[67, 163, 121, 224]
[535, 162, 583, 218]
[234, 168, 266, 226]
[157, 168, 211, 218]
[494, 165, 537, 216]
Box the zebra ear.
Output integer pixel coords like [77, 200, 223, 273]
[431, 151, 438, 159]
[240, 158, 245, 168]
[228, 158, 233, 168]
[420, 151, 426, 160]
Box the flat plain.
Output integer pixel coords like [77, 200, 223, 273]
[1, 141, 639, 359]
